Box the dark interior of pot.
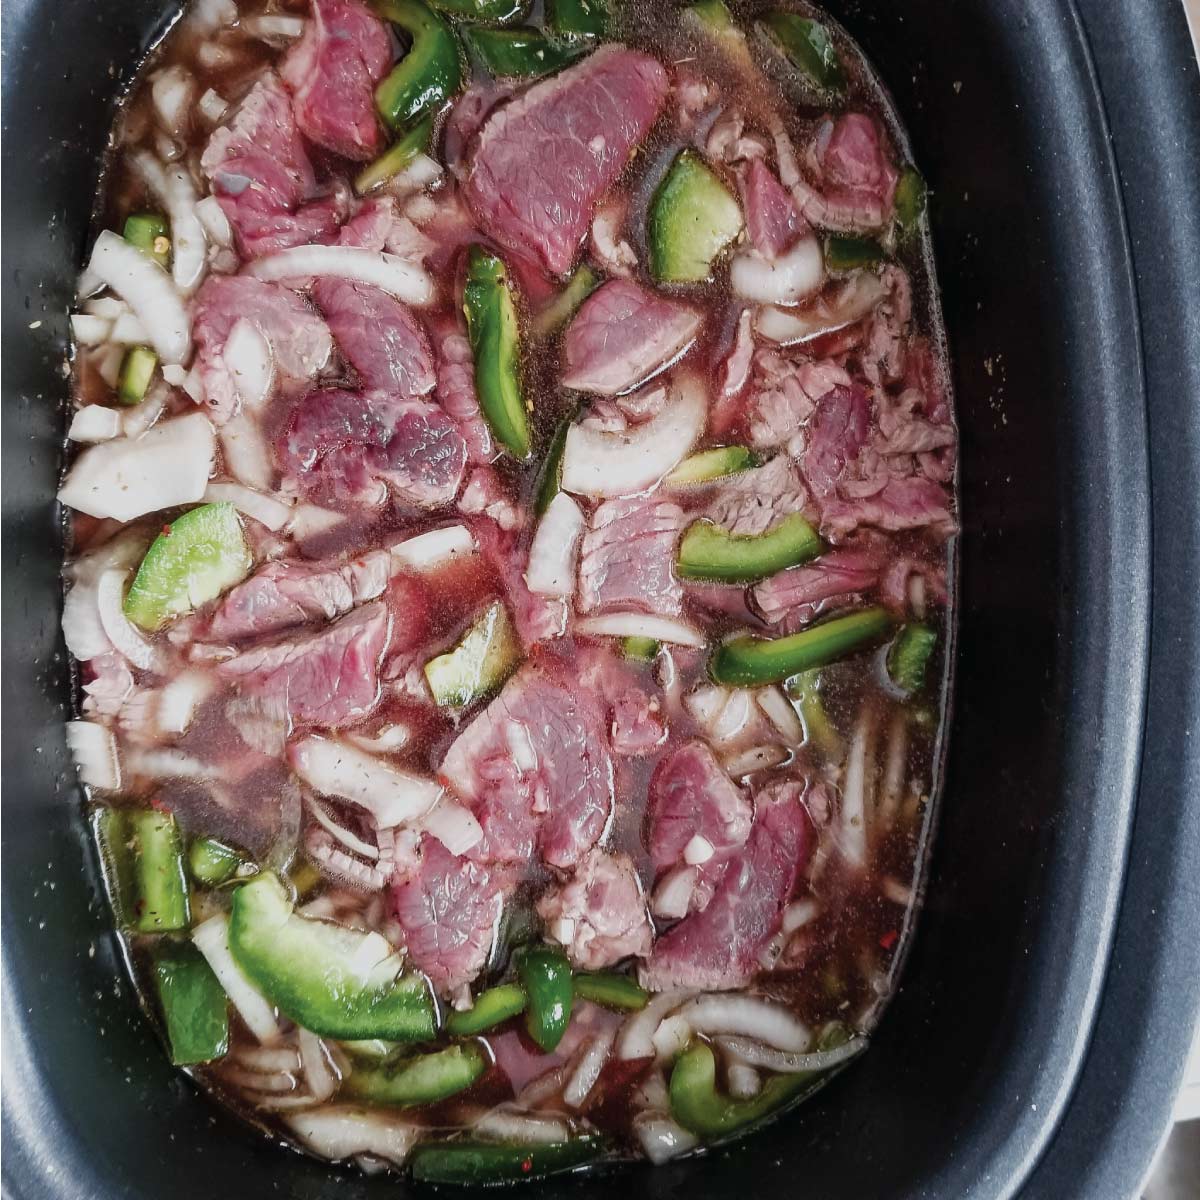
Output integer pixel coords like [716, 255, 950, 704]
[3, 1, 1193, 1198]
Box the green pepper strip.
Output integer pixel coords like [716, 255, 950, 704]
[117, 346, 158, 406]
[465, 26, 586, 79]
[188, 836, 246, 887]
[824, 234, 885, 273]
[374, 0, 463, 130]
[532, 264, 599, 338]
[546, 0, 607, 40]
[677, 513, 822, 584]
[622, 636, 659, 663]
[344, 1043, 487, 1106]
[887, 622, 937, 694]
[427, 0, 525, 21]
[463, 245, 530, 458]
[355, 113, 434, 195]
[411, 1136, 606, 1184]
[760, 11, 845, 92]
[785, 668, 840, 755]
[666, 445, 756, 485]
[446, 983, 528, 1035]
[228, 873, 436, 1041]
[153, 941, 229, 1065]
[895, 166, 928, 233]
[533, 405, 578, 515]
[572, 971, 649, 1011]
[710, 606, 893, 687]
[123, 213, 170, 268]
[129, 809, 190, 933]
[518, 945, 573, 1051]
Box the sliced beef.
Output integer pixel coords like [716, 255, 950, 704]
[390, 836, 505, 995]
[578, 496, 685, 616]
[439, 666, 614, 868]
[371, 399, 469, 508]
[752, 547, 881, 628]
[444, 79, 516, 180]
[745, 349, 852, 451]
[312, 279, 436, 396]
[879, 554, 949, 617]
[821, 476, 955, 541]
[715, 307, 755, 408]
[576, 646, 667, 756]
[640, 783, 812, 991]
[536, 850, 653, 970]
[739, 157, 806, 259]
[208, 551, 393, 642]
[705, 456, 809, 537]
[465, 46, 669, 275]
[200, 73, 346, 258]
[279, 0, 390, 160]
[562, 279, 701, 396]
[431, 318, 493, 463]
[645, 740, 753, 873]
[192, 275, 332, 423]
[475, 519, 568, 646]
[217, 600, 390, 728]
[802, 384, 872, 498]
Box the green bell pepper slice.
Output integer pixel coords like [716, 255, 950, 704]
[343, 1043, 487, 1106]
[517, 945, 573, 1051]
[228, 873, 436, 1041]
[666, 445, 756, 485]
[123, 212, 170, 268]
[411, 1136, 605, 1184]
[785, 668, 840, 755]
[824, 234, 885, 273]
[622, 636, 659, 663]
[546, 0, 607, 40]
[445, 982, 528, 1035]
[572, 971, 648, 1011]
[760, 11, 845, 93]
[533, 405, 578, 515]
[423, 600, 522, 707]
[355, 113, 434, 195]
[677, 513, 822, 584]
[153, 941, 229, 1065]
[116, 345, 158, 405]
[129, 808, 190, 933]
[374, 0, 463, 129]
[532, 264, 599, 338]
[465, 26, 586, 79]
[427, 0, 525, 20]
[887, 622, 937, 694]
[895, 166, 928, 234]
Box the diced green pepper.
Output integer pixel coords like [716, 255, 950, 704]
[354, 113, 434, 195]
[685, 0, 754, 68]
[677, 513, 822, 584]
[533, 406, 577, 515]
[286, 857, 323, 900]
[427, 0, 525, 20]
[445, 982, 528, 1035]
[532, 264, 599, 338]
[374, 0, 463, 129]
[887, 623, 937, 694]
[123, 503, 253, 632]
[669, 1041, 817, 1137]
[760, 11, 845, 93]
[666, 444, 756, 485]
[129, 809, 190, 933]
[517, 945, 573, 1052]
[546, 0, 607, 40]
[710, 606, 893, 686]
[463, 245, 529, 457]
[424, 600, 521, 707]
[152, 941, 229, 1065]
[228, 873, 436, 1041]
[824, 234, 884, 272]
[411, 1136, 605, 1185]
[622, 636, 659, 662]
[116, 345, 158, 406]
[188, 836, 246, 887]
[343, 1043, 487, 1106]
[572, 971, 648, 1011]
[895, 166, 928, 234]
[91, 806, 135, 927]
[785, 668, 840, 755]
[465, 26, 586, 79]
[123, 213, 171, 269]
[648, 150, 744, 284]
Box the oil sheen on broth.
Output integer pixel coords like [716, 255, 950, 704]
[60, 0, 957, 1180]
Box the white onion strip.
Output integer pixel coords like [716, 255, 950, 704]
[715, 1034, 867, 1075]
[130, 151, 208, 293]
[66, 721, 121, 790]
[757, 685, 805, 744]
[633, 1112, 698, 1164]
[286, 1107, 418, 1166]
[298, 1027, 340, 1104]
[576, 613, 705, 648]
[204, 482, 293, 531]
[617, 990, 696, 1060]
[524, 492, 584, 598]
[156, 672, 210, 734]
[192, 914, 281, 1044]
[96, 569, 161, 671]
[248, 246, 434, 306]
[731, 235, 824, 305]
[390, 525, 476, 571]
[675, 994, 810, 1052]
[306, 793, 381, 860]
[68, 406, 122, 443]
[840, 707, 875, 869]
[563, 1029, 615, 1109]
[420, 799, 484, 856]
[473, 1106, 572, 1145]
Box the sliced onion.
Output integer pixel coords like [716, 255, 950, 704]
[66, 720, 121, 790]
[731, 235, 824, 304]
[95, 344, 125, 388]
[524, 492, 584, 598]
[724, 743, 789, 777]
[386, 153, 444, 196]
[61, 581, 111, 659]
[684, 683, 729, 727]
[84, 296, 127, 320]
[563, 1029, 615, 1109]
[473, 1105, 571, 1145]
[675, 994, 810, 1052]
[288, 504, 346, 541]
[651, 865, 698, 920]
[515, 1064, 570, 1107]
[243, 13, 306, 39]
[84, 231, 189, 363]
[59, 412, 215, 521]
[651, 1014, 692, 1061]
[782, 898, 819, 933]
[219, 410, 273, 488]
[757, 685, 805, 744]
[68, 405, 122, 443]
[236, 1045, 301, 1073]
[286, 1107, 418, 1166]
[121, 381, 167, 438]
[633, 1111, 698, 1164]
[192, 914, 281, 1044]
[576, 612, 705, 648]
[754, 272, 890, 347]
[125, 747, 222, 782]
[617, 989, 696, 1060]
[726, 1062, 762, 1098]
[711, 687, 755, 743]
[840, 707, 874, 869]
[420, 798, 484, 856]
[560, 370, 707, 498]
[150, 65, 193, 138]
[715, 1033, 866, 1075]
[110, 311, 150, 344]
[633, 1068, 669, 1111]
[198, 88, 228, 125]
[389, 524, 476, 570]
[96, 569, 162, 671]
[130, 151, 207, 293]
[186, 0, 236, 31]
[548, 916, 576, 946]
[156, 670, 213, 734]
[876, 709, 908, 825]
[347, 724, 411, 754]
[70, 314, 111, 345]
[683, 834, 714, 865]
[195, 194, 233, 247]
[204, 481, 293, 531]
[307, 794, 381, 860]
[248, 245, 434, 307]
[290, 736, 443, 827]
[224, 1066, 299, 1094]
[223, 318, 275, 410]
[298, 1027, 340, 1104]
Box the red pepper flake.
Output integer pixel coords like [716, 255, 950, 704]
[521, 1158, 533, 1174]
[148, 795, 171, 814]
[880, 930, 899, 951]
[161, 524, 172, 537]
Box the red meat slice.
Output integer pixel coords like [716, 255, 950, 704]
[578, 496, 685, 616]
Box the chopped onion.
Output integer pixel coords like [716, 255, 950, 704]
[219, 411, 273, 488]
[66, 720, 121, 790]
[390, 524, 477, 571]
[204, 482, 293, 532]
[70, 314, 111, 345]
[236, 1045, 301, 1073]
[121, 381, 167, 438]
[244, 13, 306, 39]
[548, 917, 576, 946]
[726, 1062, 762, 1099]
[724, 743, 789, 777]
[651, 865, 698, 919]
[298, 1028, 340, 1104]
[61, 581, 111, 659]
[714, 1033, 866, 1075]
[652, 1014, 692, 1061]
[387, 152, 444, 196]
[290, 736, 443, 827]
[193, 914, 281, 1044]
[223, 1066, 299, 1094]
[757, 685, 805, 744]
[560, 370, 707, 498]
[125, 747, 222, 781]
[754, 272, 890, 347]
[84, 296, 127, 320]
[109, 311, 150, 344]
[782, 898, 819, 933]
[198, 87, 228, 125]
[840, 707, 874, 869]
[195, 194, 233, 246]
[68, 405, 122, 443]
[576, 612, 705, 648]
[617, 989, 696, 1060]
[96, 569, 162, 671]
[473, 1105, 571, 1145]
[563, 1029, 615, 1108]
[95, 344, 124, 388]
[83, 233, 189, 363]
[186, 0, 236, 33]
[881, 876, 913, 906]
[130, 151, 208, 293]
[711, 687, 755, 743]
[683, 834, 714, 865]
[156, 670, 213, 733]
[286, 1107, 418, 1166]
[731, 235, 824, 304]
[150, 65, 194, 139]
[684, 683, 729, 727]
[876, 709, 908, 825]
[633, 1112, 698, 1164]
[420, 799, 484, 856]
[524, 493, 584, 598]
[248, 245, 434, 307]
[675, 994, 810, 1052]
[223, 318, 275, 410]
[288, 504, 346, 541]
[307, 794, 381, 860]
[155, 132, 183, 164]
[633, 1068, 670, 1111]
[348, 724, 411, 754]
